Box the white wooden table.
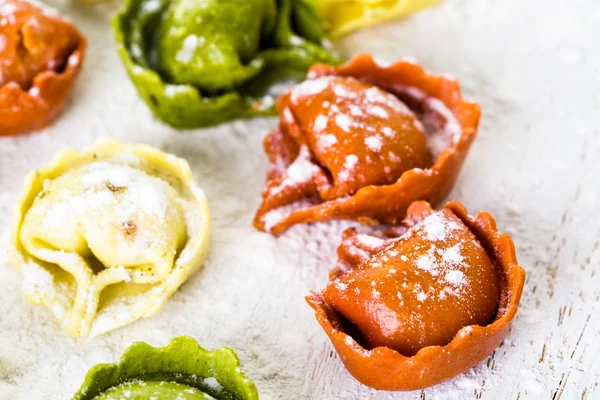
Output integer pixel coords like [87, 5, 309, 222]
[1, 0, 599, 398]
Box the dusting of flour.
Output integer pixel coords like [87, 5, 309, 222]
[1, 1, 599, 400]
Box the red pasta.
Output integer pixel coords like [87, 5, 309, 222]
[307, 201, 526, 390]
[254, 54, 480, 235]
[0, 0, 86, 135]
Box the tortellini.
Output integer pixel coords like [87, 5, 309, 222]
[0, 0, 86, 135]
[113, 0, 341, 128]
[319, 0, 444, 39]
[72, 337, 259, 399]
[10, 139, 211, 338]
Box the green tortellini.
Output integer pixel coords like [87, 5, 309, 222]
[72, 337, 258, 400]
[114, 0, 342, 128]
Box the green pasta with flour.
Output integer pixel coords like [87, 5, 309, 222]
[113, 0, 341, 128]
[72, 337, 258, 399]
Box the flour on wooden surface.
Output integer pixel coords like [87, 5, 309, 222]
[1, 1, 600, 399]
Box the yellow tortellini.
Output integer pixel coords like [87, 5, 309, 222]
[320, 0, 444, 38]
[10, 139, 211, 338]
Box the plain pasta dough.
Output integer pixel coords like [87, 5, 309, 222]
[10, 138, 211, 338]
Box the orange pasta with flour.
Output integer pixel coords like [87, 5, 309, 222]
[307, 201, 525, 390]
[0, 0, 86, 135]
[254, 54, 480, 235]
